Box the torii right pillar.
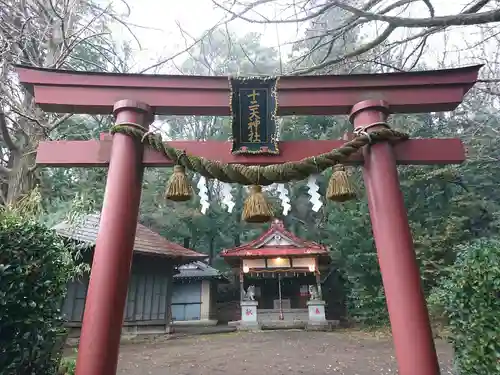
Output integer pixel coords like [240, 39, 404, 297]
[350, 99, 440, 375]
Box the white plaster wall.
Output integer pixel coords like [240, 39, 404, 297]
[243, 257, 315, 270]
[243, 259, 266, 269]
[267, 258, 291, 268]
[200, 279, 211, 320]
[292, 257, 315, 268]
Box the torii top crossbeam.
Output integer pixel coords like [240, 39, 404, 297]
[16, 64, 480, 116]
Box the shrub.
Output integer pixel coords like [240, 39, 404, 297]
[431, 239, 500, 374]
[0, 210, 82, 374]
[58, 350, 77, 375]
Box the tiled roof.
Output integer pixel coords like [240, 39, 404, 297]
[220, 219, 328, 258]
[53, 213, 206, 261]
[174, 261, 228, 282]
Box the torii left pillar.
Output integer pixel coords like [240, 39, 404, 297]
[75, 100, 153, 375]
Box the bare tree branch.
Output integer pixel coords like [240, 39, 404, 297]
[293, 24, 396, 75]
[48, 113, 73, 132]
[212, 0, 499, 74]
[331, 1, 500, 28]
[0, 0, 140, 205]
[0, 111, 19, 153]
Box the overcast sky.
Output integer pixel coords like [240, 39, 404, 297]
[112, 0, 300, 72]
[108, 0, 492, 74]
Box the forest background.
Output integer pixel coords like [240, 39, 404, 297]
[2, 0, 500, 325]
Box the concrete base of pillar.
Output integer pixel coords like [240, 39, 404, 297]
[241, 300, 258, 323]
[307, 300, 326, 322]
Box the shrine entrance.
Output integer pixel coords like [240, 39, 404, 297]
[221, 219, 331, 329]
[15, 64, 481, 375]
[250, 273, 313, 309]
[247, 275, 313, 326]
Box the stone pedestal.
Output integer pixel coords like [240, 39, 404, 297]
[307, 300, 326, 324]
[240, 300, 259, 330]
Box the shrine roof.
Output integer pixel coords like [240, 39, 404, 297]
[220, 219, 328, 258]
[53, 213, 206, 263]
[174, 261, 229, 283]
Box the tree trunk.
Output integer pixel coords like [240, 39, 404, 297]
[6, 151, 38, 205]
[234, 185, 243, 247]
[208, 236, 215, 265]
[233, 234, 241, 247]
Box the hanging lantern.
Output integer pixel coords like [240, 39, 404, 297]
[326, 164, 356, 202]
[242, 185, 273, 223]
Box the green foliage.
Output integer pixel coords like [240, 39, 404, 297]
[58, 351, 77, 375]
[321, 189, 388, 325]
[0, 210, 84, 374]
[429, 239, 500, 374]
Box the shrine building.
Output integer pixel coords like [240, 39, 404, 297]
[220, 219, 334, 329]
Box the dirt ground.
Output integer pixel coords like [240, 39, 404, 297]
[116, 330, 454, 375]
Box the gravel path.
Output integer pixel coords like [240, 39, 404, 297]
[116, 330, 454, 375]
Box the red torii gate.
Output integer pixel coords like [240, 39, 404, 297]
[16, 64, 480, 375]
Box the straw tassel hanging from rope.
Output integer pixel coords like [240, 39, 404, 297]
[242, 185, 274, 223]
[165, 165, 193, 201]
[326, 164, 357, 202]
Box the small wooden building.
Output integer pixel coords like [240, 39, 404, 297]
[220, 219, 330, 327]
[172, 261, 228, 324]
[55, 213, 206, 336]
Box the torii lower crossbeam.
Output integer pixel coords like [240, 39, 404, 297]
[36, 136, 466, 166]
[16, 64, 481, 375]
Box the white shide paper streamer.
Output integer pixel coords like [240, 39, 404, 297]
[306, 175, 323, 212]
[220, 182, 235, 213]
[196, 176, 210, 214]
[276, 183, 291, 216]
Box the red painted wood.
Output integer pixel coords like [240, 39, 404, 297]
[75, 100, 152, 375]
[222, 247, 327, 257]
[352, 100, 439, 375]
[32, 84, 466, 115]
[221, 220, 328, 258]
[15, 64, 481, 115]
[36, 137, 465, 167]
[15, 64, 481, 89]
